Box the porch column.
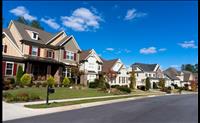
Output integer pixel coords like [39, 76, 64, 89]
[26, 62, 32, 74]
[47, 65, 51, 78]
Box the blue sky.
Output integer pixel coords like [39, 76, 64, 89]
[3, 1, 198, 70]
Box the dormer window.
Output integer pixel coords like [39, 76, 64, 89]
[31, 31, 39, 40]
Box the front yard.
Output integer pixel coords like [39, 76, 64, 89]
[3, 87, 113, 101]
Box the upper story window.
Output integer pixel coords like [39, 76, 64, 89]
[149, 74, 151, 77]
[32, 46, 38, 56]
[47, 50, 54, 58]
[98, 65, 101, 71]
[145, 73, 148, 77]
[31, 32, 39, 40]
[153, 74, 156, 77]
[6, 62, 13, 76]
[2, 44, 7, 53]
[64, 50, 76, 61]
[137, 73, 139, 77]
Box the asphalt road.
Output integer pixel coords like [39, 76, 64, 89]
[4, 94, 198, 123]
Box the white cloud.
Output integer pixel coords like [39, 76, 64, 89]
[124, 49, 131, 53]
[158, 48, 167, 51]
[9, 6, 37, 21]
[61, 7, 103, 32]
[140, 47, 157, 54]
[41, 18, 60, 30]
[106, 48, 114, 51]
[124, 8, 147, 20]
[178, 40, 198, 49]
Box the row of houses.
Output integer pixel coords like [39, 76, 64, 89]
[2, 20, 198, 88]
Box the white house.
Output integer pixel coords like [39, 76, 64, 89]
[163, 67, 183, 87]
[79, 49, 103, 85]
[101, 58, 130, 87]
[131, 63, 164, 88]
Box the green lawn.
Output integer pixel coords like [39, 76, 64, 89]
[4, 87, 113, 100]
[25, 95, 143, 108]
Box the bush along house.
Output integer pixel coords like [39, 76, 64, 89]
[101, 58, 130, 87]
[79, 49, 103, 86]
[2, 20, 81, 83]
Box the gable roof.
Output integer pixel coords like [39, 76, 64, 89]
[3, 28, 18, 48]
[132, 63, 157, 72]
[163, 67, 180, 80]
[102, 58, 119, 73]
[79, 49, 92, 61]
[11, 20, 54, 44]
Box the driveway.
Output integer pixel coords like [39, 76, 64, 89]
[4, 94, 198, 123]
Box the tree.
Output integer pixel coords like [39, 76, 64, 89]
[129, 71, 136, 89]
[30, 20, 44, 30]
[16, 16, 29, 25]
[71, 67, 84, 85]
[16, 65, 24, 84]
[195, 64, 198, 73]
[181, 64, 196, 73]
[62, 77, 70, 87]
[158, 78, 165, 89]
[145, 77, 151, 91]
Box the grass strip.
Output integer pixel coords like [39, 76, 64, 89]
[25, 95, 144, 109]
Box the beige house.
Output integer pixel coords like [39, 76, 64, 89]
[2, 20, 81, 83]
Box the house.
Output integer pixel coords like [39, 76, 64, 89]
[2, 20, 81, 83]
[163, 67, 184, 87]
[79, 49, 103, 85]
[131, 63, 164, 88]
[101, 58, 130, 87]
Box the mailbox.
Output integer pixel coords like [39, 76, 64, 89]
[48, 87, 55, 94]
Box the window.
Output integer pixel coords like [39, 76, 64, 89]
[31, 46, 38, 56]
[98, 65, 101, 71]
[153, 74, 156, 77]
[66, 51, 74, 60]
[149, 74, 151, 77]
[2, 45, 7, 53]
[32, 32, 39, 40]
[145, 73, 148, 77]
[6, 62, 13, 76]
[119, 77, 121, 83]
[47, 50, 54, 58]
[137, 73, 139, 77]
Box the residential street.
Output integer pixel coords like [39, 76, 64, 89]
[4, 94, 198, 123]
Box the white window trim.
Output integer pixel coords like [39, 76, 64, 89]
[65, 50, 75, 61]
[32, 46, 38, 56]
[31, 31, 39, 40]
[5, 62, 14, 76]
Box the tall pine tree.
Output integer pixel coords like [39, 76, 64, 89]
[30, 20, 44, 30]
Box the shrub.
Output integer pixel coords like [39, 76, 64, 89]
[47, 76, 55, 87]
[62, 77, 70, 87]
[117, 86, 131, 93]
[105, 82, 110, 89]
[3, 81, 11, 90]
[15, 93, 29, 102]
[9, 78, 15, 85]
[161, 87, 171, 94]
[20, 74, 31, 86]
[158, 78, 165, 89]
[36, 82, 41, 88]
[89, 82, 99, 88]
[29, 93, 40, 101]
[42, 82, 47, 87]
[16, 65, 24, 84]
[3, 92, 12, 99]
[138, 85, 146, 91]
[111, 85, 120, 88]
[145, 77, 151, 91]
[54, 83, 59, 87]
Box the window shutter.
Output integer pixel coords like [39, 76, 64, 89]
[63, 51, 66, 59]
[13, 63, 17, 76]
[29, 46, 32, 55]
[46, 51, 48, 57]
[2, 61, 5, 76]
[53, 52, 55, 58]
[38, 48, 40, 56]
[4, 45, 7, 53]
[74, 53, 76, 61]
